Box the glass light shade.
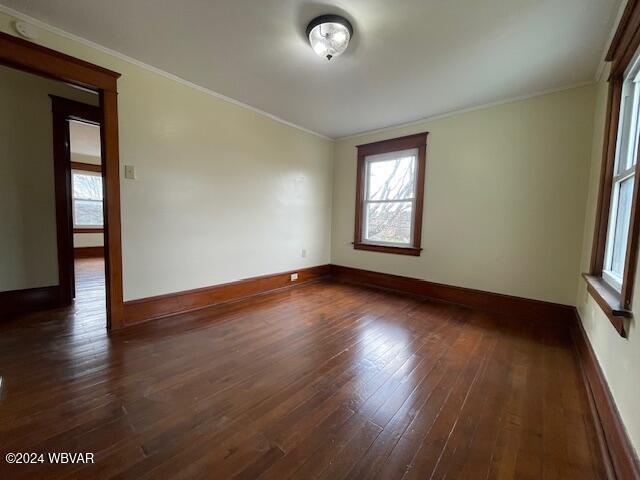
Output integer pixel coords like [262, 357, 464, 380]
[307, 17, 352, 60]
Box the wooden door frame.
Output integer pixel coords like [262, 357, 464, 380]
[0, 31, 124, 330]
[50, 96, 102, 306]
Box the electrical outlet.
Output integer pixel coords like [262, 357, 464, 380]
[124, 165, 136, 180]
[290, 273, 298, 281]
[301, 249, 307, 258]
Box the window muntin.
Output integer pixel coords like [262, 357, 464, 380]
[72, 170, 103, 228]
[362, 148, 418, 246]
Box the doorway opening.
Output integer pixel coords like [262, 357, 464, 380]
[0, 31, 122, 330]
[51, 97, 106, 327]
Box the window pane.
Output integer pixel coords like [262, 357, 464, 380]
[366, 152, 416, 201]
[365, 201, 412, 244]
[616, 90, 634, 174]
[633, 83, 640, 168]
[616, 80, 640, 174]
[74, 199, 103, 226]
[610, 176, 634, 277]
[72, 172, 102, 201]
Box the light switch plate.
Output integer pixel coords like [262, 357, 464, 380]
[124, 165, 136, 180]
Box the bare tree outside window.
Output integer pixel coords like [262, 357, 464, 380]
[72, 171, 103, 227]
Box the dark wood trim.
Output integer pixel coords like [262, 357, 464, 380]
[71, 161, 102, 173]
[0, 31, 119, 92]
[50, 97, 74, 306]
[355, 132, 430, 156]
[583, 274, 631, 337]
[74, 227, 104, 234]
[51, 96, 102, 306]
[330, 265, 574, 323]
[0, 31, 124, 330]
[101, 90, 124, 330]
[74, 246, 104, 258]
[572, 313, 640, 480]
[0, 286, 61, 317]
[123, 265, 331, 326]
[609, 0, 640, 78]
[591, 78, 622, 273]
[354, 132, 428, 256]
[353, 243, 422, 256]
[607, 0, 639, 62]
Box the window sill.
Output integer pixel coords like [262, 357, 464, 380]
[74, 227, 104, 234]
[353, 242, 422, 256]
[582, 273, 631, 337]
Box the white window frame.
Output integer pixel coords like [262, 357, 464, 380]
[361, 148, 419, 247]
[603, 51, 640, 292]
[71, 169, 104, 229]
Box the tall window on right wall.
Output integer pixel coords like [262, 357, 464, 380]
[602, 62, 639, 292]
[586, 1, 640, 337]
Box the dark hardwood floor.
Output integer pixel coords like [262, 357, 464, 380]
[0, 260, 605, 479]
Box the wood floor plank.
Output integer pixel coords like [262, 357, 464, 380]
[0, 259, 607, 479]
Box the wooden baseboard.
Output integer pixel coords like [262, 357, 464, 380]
[572, 312, 640, 480]
[74, 246, 104, 258]
[329, 264, 574, 323]
[0, 285, 61, 317]
[123, 264, 331, 326]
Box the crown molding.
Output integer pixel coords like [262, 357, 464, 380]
[0, 4, 332, 141]
[336, 81, 595, 142]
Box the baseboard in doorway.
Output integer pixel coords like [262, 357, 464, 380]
[74, 246, 104, 258]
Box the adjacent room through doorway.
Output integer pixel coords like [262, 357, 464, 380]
[69, 119, 106, 327]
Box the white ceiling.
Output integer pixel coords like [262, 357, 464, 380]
[69, 120, 101, 157]
[2, 0, 623, 138]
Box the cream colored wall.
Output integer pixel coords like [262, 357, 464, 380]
[0, 11, 334, 301]
[332, 86, 597, 305]
[0, 64, 98, 292]
[576, 69, 640, 456]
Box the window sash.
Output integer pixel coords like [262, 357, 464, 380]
[362, 151, 419, 247]
[363, 149, 418, 202]
[72, 170, 103, 199]
[72, 198, 103, 228]
[604, 171, 635, 279]
[362, 199, 416, 246]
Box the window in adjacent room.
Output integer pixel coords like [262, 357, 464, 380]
[72, 170, 103, 228]
[354, 132, 427, 256]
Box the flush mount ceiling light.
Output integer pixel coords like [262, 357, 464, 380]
[306, 15, 353, 61]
